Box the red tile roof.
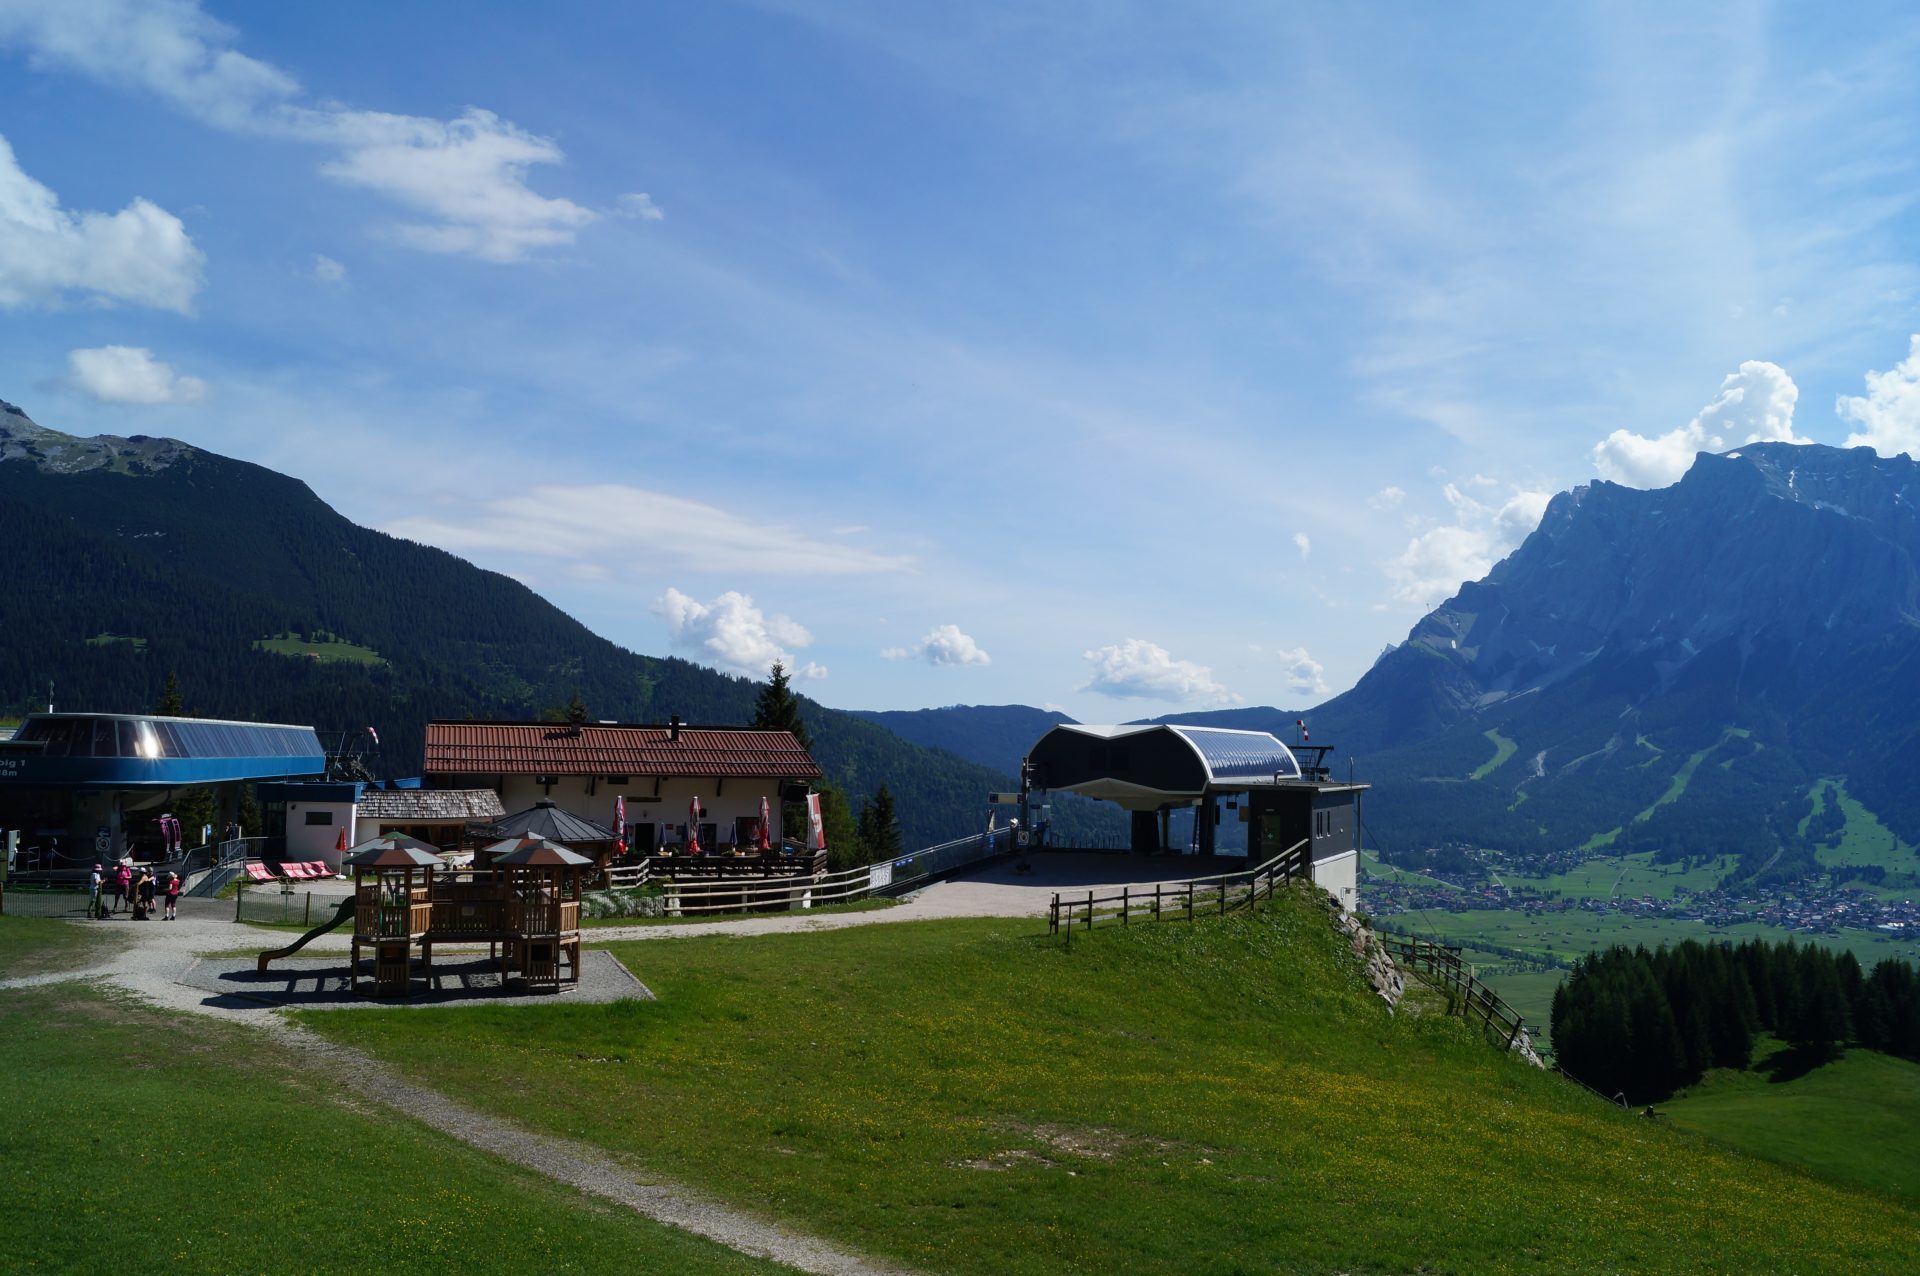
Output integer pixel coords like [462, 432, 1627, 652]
[423, 721, 822, 779]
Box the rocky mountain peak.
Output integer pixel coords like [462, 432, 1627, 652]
[0, 398, 196, 476]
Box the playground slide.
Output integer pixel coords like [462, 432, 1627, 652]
[256, 896, 357, 973]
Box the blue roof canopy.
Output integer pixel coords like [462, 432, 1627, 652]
[0, 713, 327, 788]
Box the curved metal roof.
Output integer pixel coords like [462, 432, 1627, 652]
[1025, 723, 1301, 810]
[0, 712, 326, 788]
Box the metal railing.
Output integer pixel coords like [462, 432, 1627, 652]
[187, 838, 273, 897]
[1048, 840, 1312, 946]
[882, 827, 1014, 892]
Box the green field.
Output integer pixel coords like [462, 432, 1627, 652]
[1804, 778, 1920, 884]
[1470, 727, 1517, 780]
[1395, 907, 1912, 971]
[0, 983, 775, 1274]
[1361, 850, 1459, 890]
[1664, 1040, 1920, 1208]
[1501, 849, 1738, 901]
[0, 914, 115, 977]
[298, 893, 1919, 1273]
[254, 631, 386, 664]
[84, 632, 147, 651]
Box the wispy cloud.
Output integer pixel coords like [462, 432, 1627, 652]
[1385, 482, 1550, 610]
[384, 484, 913, 577]
[0, 0, 604, 261]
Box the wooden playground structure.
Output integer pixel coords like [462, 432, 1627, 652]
[341, 834, 589, 997]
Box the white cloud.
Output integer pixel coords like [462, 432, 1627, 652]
[1369, 486, 1406, 509]
[1592, 361, 1806, 488]
[311, 254, 346, 284]
[384, 484, 911, 577]
[617, 192, 665, 221]
[1080, 639, 1241, 706]
[885, 623, 991, 668]
[1385, 482, 1550, 610]
[653, 588, 825, 680]
[1839, 335, 1920, 459]
[1273, 646, 1328, 698]
[0, 133, 201, 311]
[66, 345, 207, 404]
[1292, 531, 1311, 561]
[0, 1, 597, 262]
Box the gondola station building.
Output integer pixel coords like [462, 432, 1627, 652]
[420, 718, 822, 854]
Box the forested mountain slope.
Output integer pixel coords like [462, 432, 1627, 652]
[0, 400, 1112, 848]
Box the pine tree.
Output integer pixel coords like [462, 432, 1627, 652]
[156, 670, 185, 716]
[751, 661, 812, 751]
[566, 691, 588, 726]
[869, 783, 902, 859]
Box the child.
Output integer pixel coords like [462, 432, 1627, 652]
[163, 871, 182, 921]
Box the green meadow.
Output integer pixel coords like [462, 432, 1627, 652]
[299, 890, 1918, 1273]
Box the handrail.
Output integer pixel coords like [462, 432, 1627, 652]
[1047, 840, 1313, 945]
[1378, 934, 1531, 1054]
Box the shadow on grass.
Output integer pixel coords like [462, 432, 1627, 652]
[1760, 1042, 1842, 1084]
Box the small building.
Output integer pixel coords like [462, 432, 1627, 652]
[422, 719, 822, 853]
[257, 780, 506, 869]
[1025, 723, 1366, 912]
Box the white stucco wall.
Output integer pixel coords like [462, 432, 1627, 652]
[493, 775, 787, 849]
[283, 799, 356, 864]
[1312, 848, 1358, 914]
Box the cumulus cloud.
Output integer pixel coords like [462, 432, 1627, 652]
[1386, 482, 1550, 610]
[0, 1, 600, 262]
[311, 253, 346, 284]
[653, 588, 825, 680]
[1839, 335, 1920, 458]
[1592, 360, 1806, 488]
[1292, 532, 1311, 561]
[1273, 646, 1328, 698]
[67, 345, 207, 404]
[0, 133, 202, 311]
[1080, 639, 1241, 706]
[384, 484, 911, 577]
[883, 623, 991, 667]
[617, 192, 665, 221]
[1369, 485, 1406, 509]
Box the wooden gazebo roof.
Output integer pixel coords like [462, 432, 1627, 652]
[484, 837, 594, 867]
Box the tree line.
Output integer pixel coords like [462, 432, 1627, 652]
[1552, 937, 1920, 1103]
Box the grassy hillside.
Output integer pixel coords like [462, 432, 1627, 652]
[300, 891, 1916, 1272]
[1663, 1039, 1920, 1208]
[0, 982, 773, 1274]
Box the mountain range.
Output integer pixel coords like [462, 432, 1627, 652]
[0, 399, 1119, 850]
[844, 444, 1920, 888]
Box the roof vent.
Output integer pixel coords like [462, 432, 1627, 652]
[669, 714, 682, 742]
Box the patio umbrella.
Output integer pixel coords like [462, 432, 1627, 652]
[334, 827, 349, 854]
[343, 833, 444, 869]
[757, 796, 771, 852]
[615, 794, 627, 856]
[687, 797, 702, 855]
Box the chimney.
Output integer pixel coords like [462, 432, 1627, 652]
[669, 714, 682, 742]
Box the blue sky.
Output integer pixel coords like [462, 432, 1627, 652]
[5, 1, 1920, 719]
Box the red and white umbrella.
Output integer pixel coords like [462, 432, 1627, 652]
[615, 794, 627, 856]
[757, 796, 771, 851]
[687, 797, 702, 854]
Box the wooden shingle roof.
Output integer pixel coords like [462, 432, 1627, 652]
[423, 721, 822, 779]
[357, 787, 506, 821]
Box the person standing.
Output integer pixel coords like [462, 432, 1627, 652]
[89, 863, 105, 919]
[163, 871, 181, 921]
[137, 868, 157, 920]
[111, 862, 132, 915]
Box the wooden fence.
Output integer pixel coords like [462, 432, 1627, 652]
[1046, 839, 1312, 947]
[1378, 934, 1530, 1053]
[653, 862, 879, 915]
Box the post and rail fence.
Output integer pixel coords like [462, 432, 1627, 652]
[1377, 934, 1534, 1056]
[1046, 838, 1313, 946]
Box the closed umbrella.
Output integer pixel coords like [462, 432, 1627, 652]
[757, 796, 771, 852]
[687, 797, 702, 855]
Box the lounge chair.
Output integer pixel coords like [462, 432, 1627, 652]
[245, 862, 280, 883]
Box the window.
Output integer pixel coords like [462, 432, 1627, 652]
[303, 811, 334, 826]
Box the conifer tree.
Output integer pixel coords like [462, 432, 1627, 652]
[156, 670, 185, 716]
[751, 661, 812, 751]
